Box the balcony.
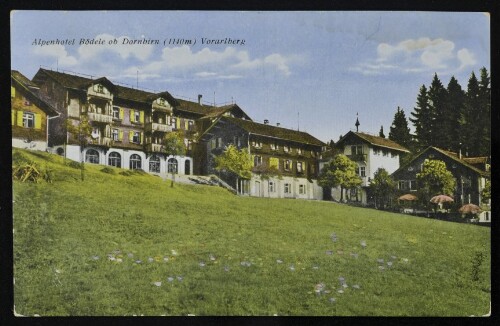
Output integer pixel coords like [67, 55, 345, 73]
[347, 153, 367, 162]
[146, 143, 164, 153]
[145, 122, 173, 133]
[89, 137, 113, 147]
[87, 112, 113, 124]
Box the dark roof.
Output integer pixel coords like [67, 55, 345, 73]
[201, 104, 252, 120]
[393, 146, 490, 177]
[338, 131, 410, 153]
[176, 98, 213, 116]
[11, 70, 59, 116]
[213, 116, 325, 147]
[462, 157, 489, 165]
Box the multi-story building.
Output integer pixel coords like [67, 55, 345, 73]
[326, 130, 410, 204]
[30, 68, 244, 176]
[199, 116, 325, 199]
[391, 146, 490, 206]
[11, 70, 59, 151]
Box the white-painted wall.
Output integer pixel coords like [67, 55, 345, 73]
[12, 138, 48, 152]
[249, 175, 322, 200]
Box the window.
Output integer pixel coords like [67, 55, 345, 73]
[252, 140, 262, 148]
[409, 180, 417, 191]
[254, 155, 262, 167]
[297, 162, 304, 173]
[234, 136, 241, 147]
[167, 158, 178, 173]
[130, 154, 142, 170]
[284, 145, 290, 153]
[108, 152, 121, 167]
[112, 129, 119, 141]
[297, 148, 302, 155]
[112, 106, 120, 119]
[299, 184, 306, 195]
[351, 145, 363, 155]
[269, 181, 275, 193]
[132, 131, 141, 144]
[96, 84, 104, 93]
[85, 149, 99, 164]
[158, 97, 166, 106]
[188, 120, 194, 130]
[22, 112, 35, 128]
[171, 117, 177, 128]
[398, 180, 407, 190]
[270, 142, 278, 150]
[217, 137, 223, 148]
[373, 148, 380, 155]
[210, 138, 216, 149]
[284, 160, 291, 171]
[358, 166, 366, 177]
[149, 155, 161, 173]
[134, 111, 140, 123]
[187, 140, 193, 151]
[284, 183, 291, 194]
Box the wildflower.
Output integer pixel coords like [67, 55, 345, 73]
[177, 276, 183, 282]
[153, 281, 162, 287]
[387, 262, 393, 267]
[402, 258, 409, 263]
[163, 257, 169, 262]
[352, 284, 360, 289]
[91, 255, 100, 260]
[276, 259, 283, 264]
[337, 289, 344, 294]
[116, 258, 123, 263]
[314, 283, 325, 294]
[329, 297, 336, 303]
[240, 261, 251, 267]
[167, 277, 174, 282]
[113, 250, 122, 255]
[289, 265, 295, 271]
[350, 253, 358, 259]
[171, 250, 178, 256]
[224, 266, 230, 272]
[109, 256, 116, 261]
[338, 277, 346, 286]
[209, 254, 216, 261]
[154, 256, 162, 262]
[199, 261, 206, 267]
[360, 240, 367, 249]
[135, 260, 142, 264]
[342, 283, 348, 288]
[330, 233, 337, 242]
[337, 250, 344, 255]
[377, 258, 384, 264]
[326, 250, 333, 255]
[55, 269, 61, 274]
[127, 253, 134, 258]
[148, 257, 154, 263]
[312, 266, 319, 270]
[379, 266, 385, 271]
[391, 255, 397, 260]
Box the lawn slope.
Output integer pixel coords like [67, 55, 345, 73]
[13, 149, 490, 316]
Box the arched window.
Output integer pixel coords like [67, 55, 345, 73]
[184, 159, 191, 175]
[85, 149, 99, 164]
[108, 152, 121, 168]
[167, 158, 178, 173]
[130, 154, 142, 170]
[149, 155, 161, 173]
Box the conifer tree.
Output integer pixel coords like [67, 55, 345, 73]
[389, 106, 413, 165]
[427, 73, 447, 149]
[379, 126, 385, 138]
[410, 85, 433, 149]
[462, 72, 481, 156]
[444, 76, 465, 152]
[478, 67, 491, 156]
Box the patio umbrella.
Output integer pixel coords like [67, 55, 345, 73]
[459, 203, 482, 214]
[398, 194, 417, 201]
[430, 195, 454, 204]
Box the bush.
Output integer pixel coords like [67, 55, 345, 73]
[119, 170, 134, 176]
[12, 151, 29, 165]
[66, 161, 84, 169]
[100, 167, 116, 175]
[133, 169, 147, 175]
[13, 161, 44, 183]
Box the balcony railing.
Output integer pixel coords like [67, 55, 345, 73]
[347, 153, 367, 162]
[89, 137, 113, 147]
[145, 122, 173, 133]
[87, 112, 113, 123]
[146, 143, 164, 153]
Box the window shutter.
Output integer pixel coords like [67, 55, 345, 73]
[140, 111, 144, 123]
[129, 131, 134, 142]
[119, 108, 124, 119]
[176, 119, 181, 129]
[119, 130, 123, 141]
[130, 109, 134, 122]
[140, 132, 144, 144]
[17, 111, 24, 127]
[34, 113, 42, 129]
[11, 86, 16, 98]
[11, 110, 16, 125]
[185, 120, 189, 130]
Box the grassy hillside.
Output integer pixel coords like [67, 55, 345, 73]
[12, 149, 490, 316]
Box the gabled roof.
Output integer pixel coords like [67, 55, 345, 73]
[462, 157, 490, 165]
[200, 104, 252, 120]
[83, 76, 117, 93]
[393, 146, 490, 177]
[201, 116, 324, 147]
[11, 70, 59, 116]
[337, 131, 410, 153]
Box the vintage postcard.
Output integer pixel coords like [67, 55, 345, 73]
[11, 11, 491, 316]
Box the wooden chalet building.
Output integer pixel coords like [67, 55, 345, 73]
[11, 70, 59, 151]
[391, 146, 491, 206]
[325, 130, 410, 204]
[199, 116, 325, 199]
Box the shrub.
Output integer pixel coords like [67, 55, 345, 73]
[100, 167, 116, 175]
[13, 161, 44, 183]
[133, 169, 147, 175]
[66, 161, 84, 169]
[119, 170, 134, 176]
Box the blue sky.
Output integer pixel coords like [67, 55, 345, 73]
[11, 11, 490, 143]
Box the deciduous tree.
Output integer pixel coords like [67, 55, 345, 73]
[416, 159, 456, 208]
[162, 131, 186, 187]
[369, 168, 396, 209]
[318, 154, 362, 202]
[66, 115, 93, 181]
[215, 144, 253, 194]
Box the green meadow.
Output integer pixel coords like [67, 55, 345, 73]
[13, 149, 490, 316]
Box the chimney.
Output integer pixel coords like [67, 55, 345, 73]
[459, 148, 462, 160]
[198, 94, 202, 105]
[264, 119, 269, 125]
[276, 122, 280, 127]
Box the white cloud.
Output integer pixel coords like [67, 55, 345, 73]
[32, 44, 77, 66]
[354, 37, 476, 75]
[457, 48, 476, 70]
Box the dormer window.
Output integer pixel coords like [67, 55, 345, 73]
[158, 97, 166, 106]
[96, 84, 104, 93]
[284, 145, 290, 153]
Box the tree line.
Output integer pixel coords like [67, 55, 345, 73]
[387, 68, 490, 158]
